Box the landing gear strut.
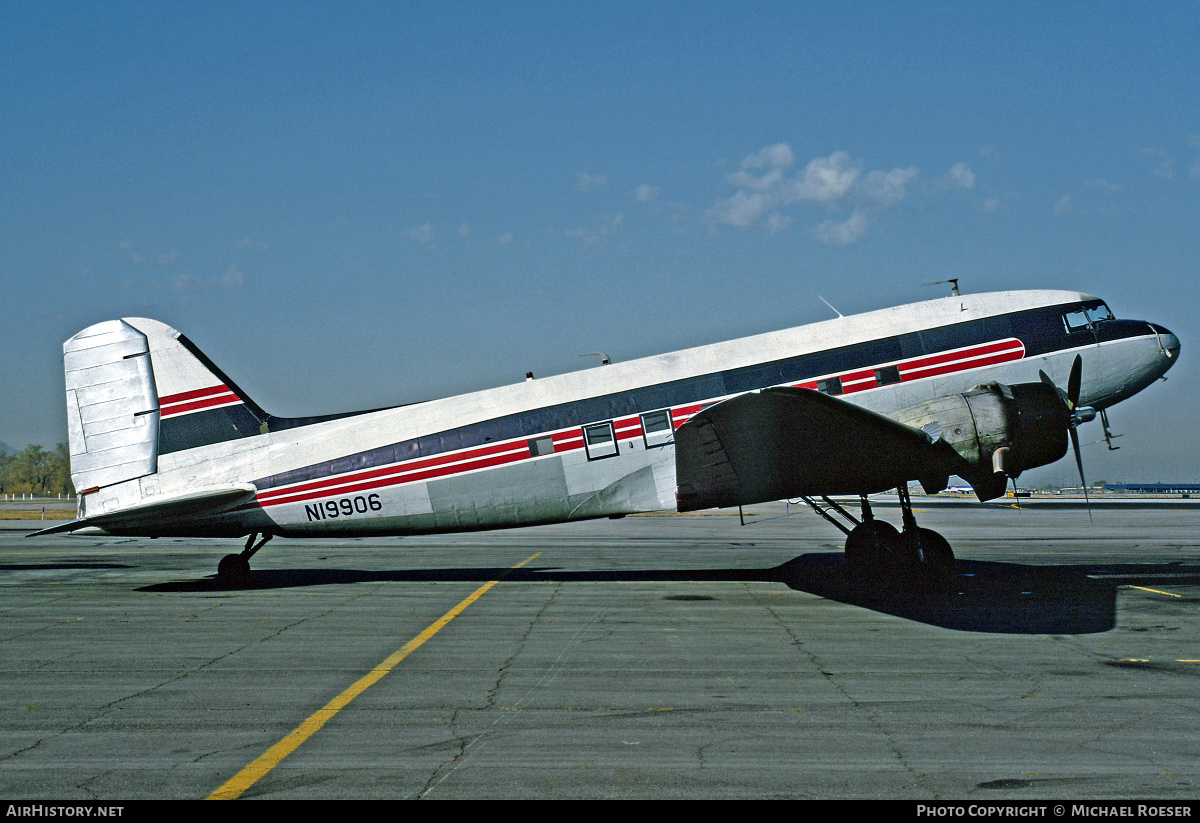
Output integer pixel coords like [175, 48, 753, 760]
[891, 486, 955, 583]
[798, 491, 954, 585]
[218, 532, 272, 587]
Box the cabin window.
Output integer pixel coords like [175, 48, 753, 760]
[640, 409, 673, 448]
[874, 365, 901, 387]
[583, 422, 619, 460]
[528, 435, 555, 457]
[817, 377, 843, 396]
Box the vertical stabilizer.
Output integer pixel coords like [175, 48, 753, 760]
[64, 320, 159, 491]
[63, 318, 267, 494]
[121, 318, 264, 455]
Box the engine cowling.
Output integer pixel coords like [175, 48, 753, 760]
[894, 381, 1070, 501]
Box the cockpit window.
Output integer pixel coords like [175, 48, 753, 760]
[1063, 302, 1115, 333]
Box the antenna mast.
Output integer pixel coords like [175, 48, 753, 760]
[921, 278, 960, 296]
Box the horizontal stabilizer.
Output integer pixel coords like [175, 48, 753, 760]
[675, 387, 944, 511]
[28, 486, 257, 537]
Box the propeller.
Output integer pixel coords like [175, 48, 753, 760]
[1040, 355, 1097, 521]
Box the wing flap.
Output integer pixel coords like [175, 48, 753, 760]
[675, 387, 945, 511]
[28, 486, 257, 537]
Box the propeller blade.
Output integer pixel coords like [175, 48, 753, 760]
[1070, 426, 1093, 524]
[1067, 354, 1083, 412]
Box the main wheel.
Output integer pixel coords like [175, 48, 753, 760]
[905, 527, 955, 584]
[844, 520, 900, 577]
[218, 553, 251, 587]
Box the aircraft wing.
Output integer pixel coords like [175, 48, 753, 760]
[674, 387, 949, 511]
[28, 486, 258, 537]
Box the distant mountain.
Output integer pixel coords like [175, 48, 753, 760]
[0, 441, 12, 456]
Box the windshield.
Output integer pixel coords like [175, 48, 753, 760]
[1062, 301, 1115, 333]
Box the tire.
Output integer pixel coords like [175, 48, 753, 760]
[844, 520, 900, 577]
[218, 553, 251, 587]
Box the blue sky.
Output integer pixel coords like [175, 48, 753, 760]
[2, 1, 1197, 483]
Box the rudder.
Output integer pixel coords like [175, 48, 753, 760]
[64, 320, 160, 492]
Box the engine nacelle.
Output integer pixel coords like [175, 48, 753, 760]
[894, 381, 1069, 500]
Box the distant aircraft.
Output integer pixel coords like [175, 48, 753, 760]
[34, 290, 1179, 586]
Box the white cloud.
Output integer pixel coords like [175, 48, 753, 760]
[117, 240, 180, 266]
[741, 142, 795, 170]
[791, 151, 860, 203]
[705, 189, 771, 228]
[220, 264, 244, 288]
[765, 213, 791, 236]
[458, 223, 472, 238]
[635, 184, 658, 203]
[1054, 194, 1072, 214]
[703, 144, 917, 244]
[404, 223, 435, 244]
[1140, 147, 1175, 180]
[497, 233, 513, 245]
[942, 162, 975, 189]
[169, 264, 244, 292]
[564, 212, 625, 248]
[855, 167, 918, 213]
[814, 209, 869, 247]
[236, 237, 269, 250]
[576, 173, 608, 192]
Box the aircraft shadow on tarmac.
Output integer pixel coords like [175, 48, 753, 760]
[777, 555, 1117, 634]
[138, 554, 1200, 635]
[1, 562, 132, 572]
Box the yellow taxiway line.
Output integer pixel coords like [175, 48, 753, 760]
[208, 551, 541, 800]
[1127, 585, 1182, 598]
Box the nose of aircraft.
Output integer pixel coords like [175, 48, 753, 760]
[1157, 325, 1181, 361]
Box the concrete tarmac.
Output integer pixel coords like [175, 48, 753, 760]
[1, 499, 1198, 800]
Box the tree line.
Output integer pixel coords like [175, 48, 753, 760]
[0, 444, 74, 496]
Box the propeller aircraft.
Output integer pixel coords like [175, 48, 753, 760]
[33, 289, 1179, 587]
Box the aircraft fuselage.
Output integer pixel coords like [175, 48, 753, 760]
[72, 290, 1179, 539]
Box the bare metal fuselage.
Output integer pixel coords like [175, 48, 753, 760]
[71, 289, 1179, 539]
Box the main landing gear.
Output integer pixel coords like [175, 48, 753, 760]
[217, 532, 272, 587]
[799, 490, 954, 585]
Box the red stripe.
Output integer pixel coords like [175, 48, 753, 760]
[840, 369, 877, 394]
[671, 404, 704, 429]
[256, 337, 1028, 508]
[552, 429, 582, 453]
[257, 440, 528, 503]
[902, 349, 1024, 380]
[614, 417, 643, 440]
[903, 340, 1023, 371]
[159, 384, 232, 405]
[161, 392, 242, 417]
[261, 449, 532, 506]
